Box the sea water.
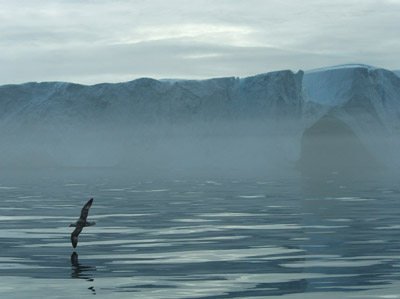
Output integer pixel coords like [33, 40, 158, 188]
[0, 170, 399, 298]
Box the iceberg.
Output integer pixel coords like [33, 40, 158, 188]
[0, 64, 398, 176]
[300, 64, 400, 174]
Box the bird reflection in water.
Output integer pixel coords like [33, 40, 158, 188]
[71, 252, 96, 294]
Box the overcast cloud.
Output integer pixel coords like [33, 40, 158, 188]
[1, 0, 399, 84]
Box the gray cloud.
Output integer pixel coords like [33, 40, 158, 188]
[1, 0, 399, 84]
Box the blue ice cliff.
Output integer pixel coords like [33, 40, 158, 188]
[0, 64, 399, 176]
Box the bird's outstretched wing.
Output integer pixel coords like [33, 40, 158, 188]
[80, 198, 93, 221]
[71, 227, 83, 248]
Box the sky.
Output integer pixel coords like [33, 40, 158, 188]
[1, 0, 400, 85]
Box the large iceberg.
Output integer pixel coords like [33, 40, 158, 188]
[300, 64, 400, 175]
[0, 64, 398, 176]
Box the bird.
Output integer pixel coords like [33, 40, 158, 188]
[69, 198, 96, 248]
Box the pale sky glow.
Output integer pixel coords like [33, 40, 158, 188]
[1, 0, 400, 84]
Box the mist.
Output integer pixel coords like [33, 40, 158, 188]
[0, 119, 302, 179]
[0, 64, 399, 180]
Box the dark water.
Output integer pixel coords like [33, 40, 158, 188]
[0, 170, 400, 298]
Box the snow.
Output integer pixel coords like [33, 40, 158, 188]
[305, 63, 378, 74]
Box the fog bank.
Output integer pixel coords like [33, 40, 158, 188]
[0, 64, 399, 177]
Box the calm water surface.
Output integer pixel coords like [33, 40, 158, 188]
[0, 170, 400, 298]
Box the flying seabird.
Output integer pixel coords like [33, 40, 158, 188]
[69, 198, 96, 248]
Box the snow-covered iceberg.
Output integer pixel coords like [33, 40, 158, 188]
[0, 64, 398, 176]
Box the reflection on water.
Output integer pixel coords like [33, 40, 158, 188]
[71, 252, 94, 280]
[71, 252, 96, 294]
[0, 171, 399, 298]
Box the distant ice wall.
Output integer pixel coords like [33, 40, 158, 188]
[0, 65, 399, 176]
[0, 70, 305, 172]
